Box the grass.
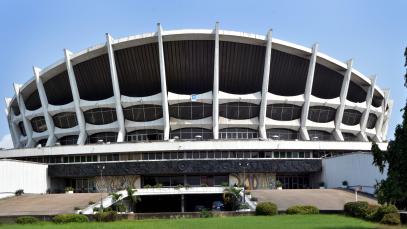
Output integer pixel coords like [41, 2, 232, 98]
[0, 215, 404, 229]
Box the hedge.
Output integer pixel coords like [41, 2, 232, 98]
[372, 204, 398, 222]
[286, 205, 319, 215]
[95, 211, 119, 222]
[15, 216, 39, 224]
[53, 214, 89, 224]
[255, 202, 278, 216]
[344, 201, 369, 218]
[380, 212, 401, 225]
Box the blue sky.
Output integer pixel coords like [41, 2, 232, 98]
[0, 0, 405, 147]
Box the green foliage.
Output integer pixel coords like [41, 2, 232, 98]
[239, 203, 250, 210]
[255, 202, 278, 216]
[342, 180, 348, 186]
[286, 205, 319, 215]
[95, 211, 119, 222]
[113, 203, 127, 212]
[199, 209, 213, 218]
[64, 187, 74, 192]
[174, 184, 184, 190]
[14, 189, 24, 196]
[143, 184, 152, 188]
[380, 212, 401, 225]
[126, 187, 140, 212]
[372, 48, 407, 209]
[111, 193, 122, 202]
[275, 180, 283, 188]
[223, 187, 242, 211]
[53, 214, 89, 224]
[364, 204, 380, 221]
[344, 201, 368, 218]
[372, 204, 398, 222]
[153, 183, 163, 188]
[15, 216, 39, 224]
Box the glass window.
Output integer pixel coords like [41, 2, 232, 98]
[84, 108, 117, 125]
[219, 102, 259, 119]
[266, 104, 301, 121]
[308, 106, 336, 123]
[342, 109, 362, 126]
[53, 112, 78, 129]
[266, 128, 298, 140]
[219, 128, 258, 139]
[170, 128, 213, 140]
[31, 116, 47, 132]
[366, 113, 378, 129]
[123, 105, 163, 122]
[86, 132, 118, 144]
[169, 102, 212, 120]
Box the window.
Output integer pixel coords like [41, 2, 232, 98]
[84, 108, 117, 125]
[86, 132, 118, 144]
[126, 129, 163, 142]
[219, 128, 258, 139]
[219, 102, 259, 119]
[59, 135, 78, 145]
[308, 130, 333, 141]
[342, 109, 362, 126]
[53, 112, 78, 128]
[266, 104, 301, 121]
[266, 128, 298, 140]
[31, 116, 47, 132]
[366, 113, 378, 129]
[169, 102, 212, 120]
[308, 106, 336, 123]
[170, 128, 212, 140]
[123, 105, 162, 122]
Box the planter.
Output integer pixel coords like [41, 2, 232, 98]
[66, 191, 74, 194]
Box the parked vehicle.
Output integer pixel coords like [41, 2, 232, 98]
[212, 201, 224, 211]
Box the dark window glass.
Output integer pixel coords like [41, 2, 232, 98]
[308, 130, 333, 141]
[123, 105, 163, 122]
[214, 176, 228, 186]
[266, 104, 301, 121]
[342, 109, 362, 126]
[59, 135, 79, 145]
[266, 129, 298, 140]
[366, 113, 378, 129]
[31, 116, 47, 132]
[53, 112, 78, 129]
[18, 122, 26, 136]
[86, 132, 118, 144]
[308, 106, 336, 123]
[219, 128, 258, 139]
[170, 128, 212, 140]
[219, 102, 259, 119]
[36, 139, 47, 147]
[186, 176, 201, 186]
[126, 129, 163, 142]
[84, 108, 117, 125]
[343, 133, 358, 141]
[169, 102, 212, 120]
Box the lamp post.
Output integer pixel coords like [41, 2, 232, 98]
[97, 165, 105, 213]
[238, 162, 249, 203]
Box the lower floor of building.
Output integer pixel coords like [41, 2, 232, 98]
[52, 172, 318, 193]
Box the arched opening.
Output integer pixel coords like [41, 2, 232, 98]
[266, 128, 299, 140]
[169, 102, 212, 120]
[126, 129, 163, 142]
[123, 105, 163, 122]
[53, 112, 78, 129]
[266, 104, 301, 121]
[31, 116, 47, 132]
[170, 128, 212, 140]
[342, 109, 362, 126]
[308, 106, 336, 123]
[84, 108, 117, 125]
[219, 102, 259, 120]
[219, 128, 258, 139]
[86, 132, 118, 144]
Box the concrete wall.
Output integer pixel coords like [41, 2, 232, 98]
[0, 159, 49, 198]
[322, 152, 387, 194]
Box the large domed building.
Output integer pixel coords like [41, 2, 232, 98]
[1, 23, 391, 194]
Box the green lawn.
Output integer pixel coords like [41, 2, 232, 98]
[1, 215, 404, 229]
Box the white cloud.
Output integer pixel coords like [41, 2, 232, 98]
[0, 134, 14, 149]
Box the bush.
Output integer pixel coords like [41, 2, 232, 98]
[342, 180, 348, 186]
[286, 205, 319, 215]
[380, 212, 400, 225]
[239, 203, 250, 210]
[250, 197, 258, 202]
[256, 202, 278, 216]
[364, 204, 380, 221]
[344, 201, 368, 218]
[113, 203, 127, 212]
[53, 214, 89, 224]
[15, 189, 24, 196]
[64, 187, 74, 192]
[95, 211, 119, 222]
[372, 204, 398, 222]
[199, 209, 213, 218]
[16, 216, 39, 224]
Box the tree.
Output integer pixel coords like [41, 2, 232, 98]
[126, 187, 141, 212]
[372, 47, 407, 209]
[223, 186, 242, 210]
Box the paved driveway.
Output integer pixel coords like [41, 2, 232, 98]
[0, 193, 107, 216]
[251, 189, 377, 211]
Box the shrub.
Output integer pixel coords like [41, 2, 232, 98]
[239, 203, 250, 210]
[364, 204, 380, 221]
[372, 204, 398, 222]
[199, 209, 213, 218]
[15, 189, 24, 196]
[380, 212, 400, 225]
[95, 211, 119, 222]
[16, 216, 39, 224]
[53, 214, 89, 224]
[342, 180, 348, 186]
[143, 184, 152, 188]
[256, 202, 278, 216]
[114, 203, 127, 212]
[344, 201, 368, 218]
[250, 197, 258, 202]
[64, 187, 74, 192]
[74, 206, 81, 211]
[286, 205, 319, 215]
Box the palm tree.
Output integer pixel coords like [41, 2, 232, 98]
[223, 186, 242, 211]
[126, 187, 141, 212]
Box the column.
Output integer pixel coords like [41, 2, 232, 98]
[64, 49, 87, 145]
[4, 98, 21, 148]
[381, 99, 393, 140]
[212, 22, 220, 140]
[106, 34, 126, 142]
[374, 89, 390, 142]
[33, 67, 57, 146]
[157, 23, 170, 140]
[358, 76, 376, 142]
[299, 43, 319, 140]
[259, 29, 273, 139]
[13, 83, 35, 147]
[333, 59, 353, 141]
